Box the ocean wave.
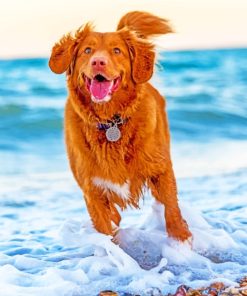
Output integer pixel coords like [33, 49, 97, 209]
[0, 104, 62, 131]
[169, 108, 247, 140]
[159, 48, 247, 72]
[0, 49, 246, 143]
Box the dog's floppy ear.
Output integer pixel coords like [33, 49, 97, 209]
[118, 11, 172, 84]
[49, 34, 76, 74]
[131, 40, 155, 84]
[49, 23, 93, 74]
[121, 30, 155, 84]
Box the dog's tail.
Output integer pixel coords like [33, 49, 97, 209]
[117, 11, 173, 38]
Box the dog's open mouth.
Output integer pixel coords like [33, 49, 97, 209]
[84, 74, 121, 102]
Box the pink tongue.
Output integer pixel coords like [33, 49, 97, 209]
[90, 79, 112, 100]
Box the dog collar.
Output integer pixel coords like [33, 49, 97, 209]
[97, 114, 128, 142]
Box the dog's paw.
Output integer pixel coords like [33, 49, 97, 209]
[167, 217, 193, 245]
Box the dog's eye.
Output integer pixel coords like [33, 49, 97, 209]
[84, 47, 92, 54]
[113, 47, 121, 54]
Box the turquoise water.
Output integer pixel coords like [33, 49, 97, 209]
[0, 48, 247, 295]
[1, 49, 247, 173]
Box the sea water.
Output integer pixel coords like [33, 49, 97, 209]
[0, 48, 247, 296]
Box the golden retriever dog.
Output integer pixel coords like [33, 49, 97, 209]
[49, 11, 192, 242]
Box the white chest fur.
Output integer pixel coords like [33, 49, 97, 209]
[92, 177, 130, 201]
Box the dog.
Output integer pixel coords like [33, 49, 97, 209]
[49, 11, 192, 242]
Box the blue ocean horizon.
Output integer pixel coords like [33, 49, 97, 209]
[0, 47, 247, 295]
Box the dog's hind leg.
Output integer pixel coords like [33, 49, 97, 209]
[148, 163, 192, 242]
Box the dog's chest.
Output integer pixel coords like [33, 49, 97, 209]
[92, 177, 130, 201]
[83, 118, 153, 180]
[95, 142, 134, 171]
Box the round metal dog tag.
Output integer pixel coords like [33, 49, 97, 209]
[106, 125, 121, 142]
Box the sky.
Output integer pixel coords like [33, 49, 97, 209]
[0, 0, 247, 58]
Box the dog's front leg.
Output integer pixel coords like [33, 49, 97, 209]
[83, 184, 120, 236]
[148, 163, 192, 242]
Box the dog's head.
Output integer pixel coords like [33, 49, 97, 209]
[49, 11, 172, 104]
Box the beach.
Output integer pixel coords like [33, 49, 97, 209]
[0, 48, 247, 295]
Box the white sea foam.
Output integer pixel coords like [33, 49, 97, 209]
[172, 139, 247, 178]
[0, 170, 246, 296]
